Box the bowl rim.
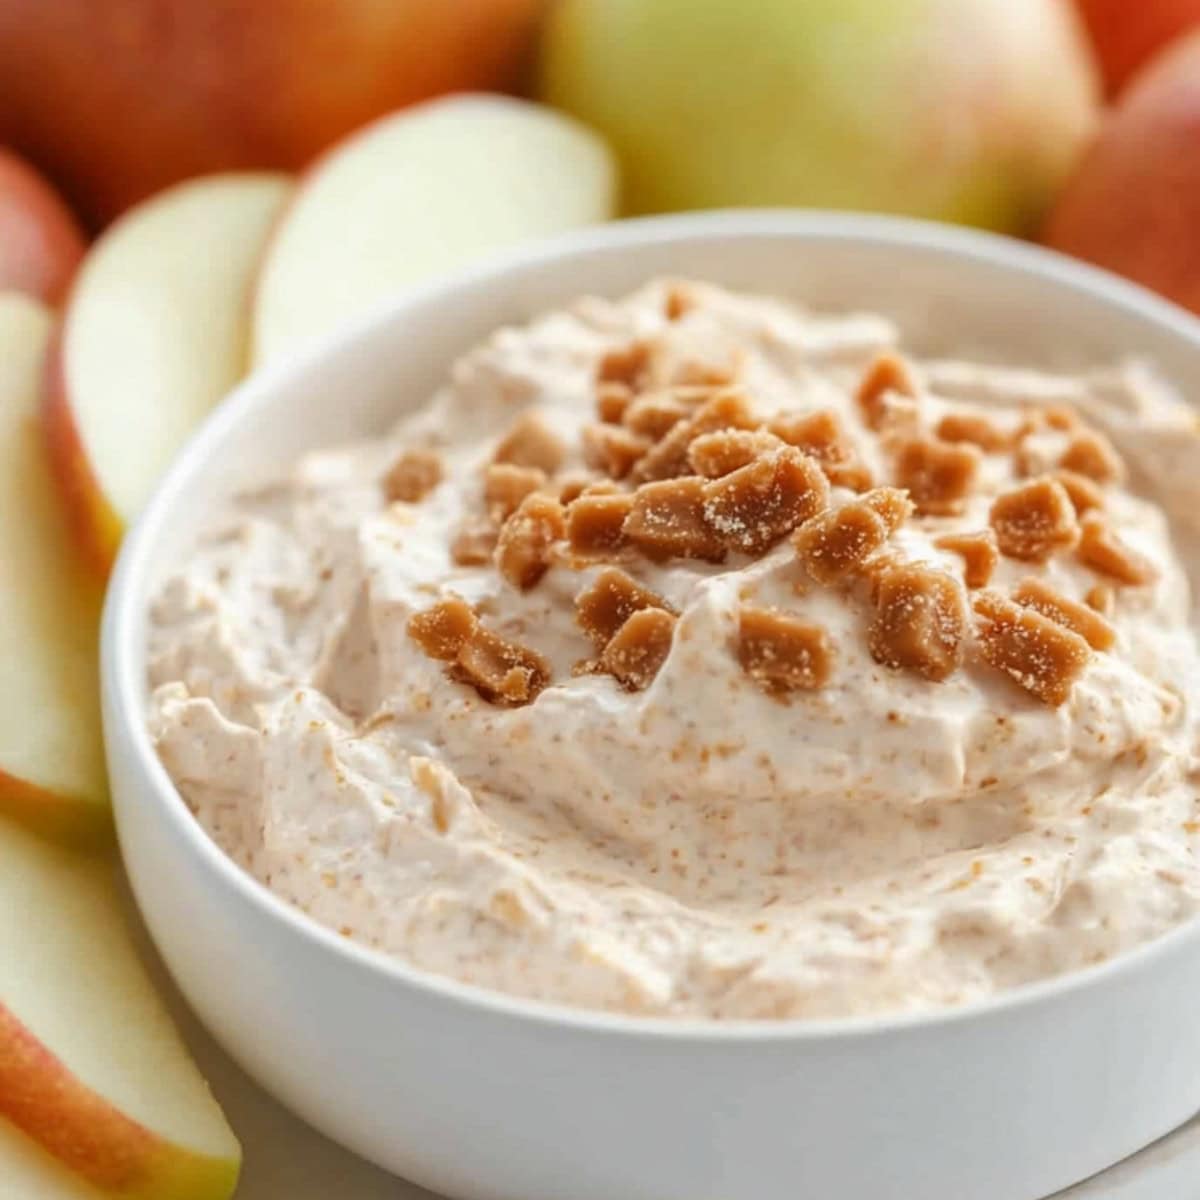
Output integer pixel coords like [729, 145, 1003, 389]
[103, 207, 1200, 1044]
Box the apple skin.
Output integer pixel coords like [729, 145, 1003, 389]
[0, 149, 86, 303]
[0, 769, 111, 847]
[0, 0, 540, 227]
[1043, 30, 1200, 317]
[540, 0, 1099, 235]
[1073, 0, 1200, 95]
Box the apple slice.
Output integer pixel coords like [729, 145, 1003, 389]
[0, 1118, 102, 1199]
[0, 821, 241, 1198]
[43, 172, 292, 577]
[251, 94, 616, 367]
[0, 293, 108, 840]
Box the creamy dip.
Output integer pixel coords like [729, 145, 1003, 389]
[147, 280, 1200, 1020]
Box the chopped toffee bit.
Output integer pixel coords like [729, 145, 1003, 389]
[794, 487, 912, 584]
[556, 474, 599, 505]
[1085, 583, 1115, 616]
[493, 411, 567, 474]
[1059, 430, 1125, 484]
[495, 494, 567, 590]
[623, 390, 692, 440]
[702, 448, 830, 556]
[737, 606, 833, 693]
[631, 390, 755, 482]
[857, 352, 918, 430]
[974, 590, 1091, 706]
[868, 562, 966, 681]
[596, 381, 634, 424]
[408, 597, 477, 660]
[688, 428, 782, 478]
[935, 411, 1014, 452]
[1012, 577, 1116, 651]
[582, 423, 653, 480]
[451, 520, 499, 566]
[1043, 405, 1081, 432]
[664, 283, 698, 321]
[1054, 469, 1105, 515]
[934, 529, 999, 589]
[484, 463, 548, 521]
[625, 477, 727, 562]
[893, 436, 980, 516]
[768, 408, 871, 490]
[600, 607, 677, 690]
[1077, 515, 1159, 585]
[990, 478, 1079, 563]
[575, 568, 672, 649]
[566, 492, 635, 556]
[668, 351, 743, 388]
[452, 625, 551, 706]
[382, 449, 443, 503]
[598, 340, 653, 388]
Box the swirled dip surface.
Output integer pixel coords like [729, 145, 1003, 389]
[147, 280, 1200, 1019]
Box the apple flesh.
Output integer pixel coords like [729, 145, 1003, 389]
[43, 172, 291, 578]
[251, 95, 617, 367]
[540, 0, 1099, 234]
[0, 820, 241, 1198]
[0, 293, 108, 841]
[0, 149, 86, 304]
[1073, 0, 1200, 94]
[0, 0, 541, 227]
[1043, 30, 1200, 317]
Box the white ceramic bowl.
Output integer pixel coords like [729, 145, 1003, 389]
[102, 212, 1200, 1200]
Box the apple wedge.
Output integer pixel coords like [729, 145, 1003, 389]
[0, 1118, 102, 1199]
[0, 821, 241, 1198]
[43, 172, 292, 577]
[251, 94, 616, 367]
[0, 293, 108, 841]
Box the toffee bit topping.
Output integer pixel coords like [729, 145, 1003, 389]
[935, 411, 1014, 452]
[1012, 577, 1116, 651]
[453, 625, 551, 706]
[408, 597, 477, 660]
[495, 494, 566, 590]
[669, 352, 742, 388]
[625, 477, 727, 562]
[688, 429, 782, 478]
[737, 606, 833, 693]
[989, 478, 1079, 562]
[867, 562, 966, 682]
[1054, 469, 1105, 515]
[556, 474, 597, 505]
[664, 283, 697, 321]
[575, 568, 672, 649]
[632, 390, 755, 482]
[383, 449, 443, 503]
[973, 590, 1091, 706]
[857, 351, 918, 430]
[768, 408, 871, 489]
[623, 391, 692, 440]
[600, 607, 677, 690]
[933, 529, 999, 589]
[493, 412, 567, 474]
[1043, 405, 1081, 432]
[702, 448, 830, 556]
[566, 492, 635, 556]
[793, 487, 912, 584]
[596, 381, 634, 424]
[582, 423, 652, 479]
[893, 436, 980, 515]
[1059, 430, 1125, 484]
[451, 520, 499, 566]
[484, 463, 547, 521]
[1077, 515, 1159, 585]
[1085, 583, 1115, 616]
[598, 340, 653, 387]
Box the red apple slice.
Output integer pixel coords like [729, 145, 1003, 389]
[0, 821, 241, 1198]
[0, 293, 108, 840]
[251, 94, 616, 367]
[43, 172, 292, 577]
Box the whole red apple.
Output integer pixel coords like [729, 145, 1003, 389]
[0, 149, 86, 303]
[1074, 0, 1200, 95]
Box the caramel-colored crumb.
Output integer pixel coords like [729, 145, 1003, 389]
[382, 449, 443, 503]
[598, 340, 653, 387]
[934, 529, 999, 589]
[625, 476, 727, 562]
[868, 562, 966, 682]
[493, 411, 566, 474]
[566, 492, 635, 556]
[1043, 406, 1081, 432]
[990, 478, 1079, 562]
[702, 448, 830, 556]
[974, 590, 1091, 706]
[936, 411, 1014, 452]
[768, 408, 871, 489]
[1078, 515, 1159, 585]
[793, 487, 911, 584]
[495, 494, 566, 590]
[893, 436, 980, 515]
[1085, 583, 1115, 616]
[596, 381, 634, 424]
[408, 597, 477, 661]
[556, 474, 597, 505]
[1012, 577, 1116, 651]
[582, 423, 652, 480]
[664, 284, 697, 321]
[484, 463, 547, 521]
[453, 625, 551, 706]
[632, 390, 755, 482]
[451, 520, 498, 566]
[668, 353, 742, 388]
[1060, 430, 1125, 484]
[737, 606, 833, 693]
[600, 607, 677, 690]
[857, 352, 918, 430]
[575, 568, 672, 649]
[687, 429, 781, 478]
[623, 391, 692, 440]
[1054, 470, 1105, 515]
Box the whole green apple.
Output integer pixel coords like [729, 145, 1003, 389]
[540, 0, 1100, 234]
